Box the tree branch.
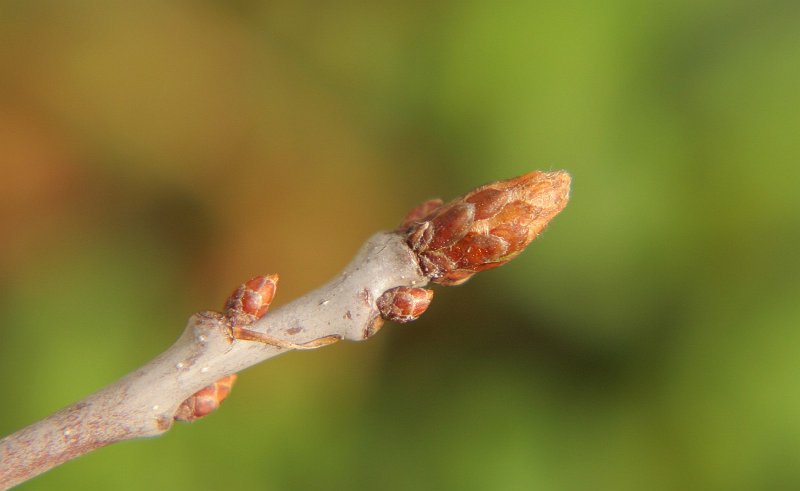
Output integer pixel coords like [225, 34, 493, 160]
[0, 171, 571, 489]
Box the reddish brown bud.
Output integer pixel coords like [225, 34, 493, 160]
[401, 171, 571, 285]
[377, 286, 434, 323]
[175, 374, 238, 422]
[224, 274, 278, 324]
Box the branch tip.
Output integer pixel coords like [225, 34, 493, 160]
[401, 170, 571, 285]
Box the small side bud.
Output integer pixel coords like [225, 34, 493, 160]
[224, 274, 279, 324]
[377, 286, 434, 323]
[175, 374, 238, 422]
[363, 313, 385, 339]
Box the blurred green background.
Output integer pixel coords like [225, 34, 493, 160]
[1, 1, 799, 490]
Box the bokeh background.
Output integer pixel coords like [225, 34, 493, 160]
[1, 1, 799, 490]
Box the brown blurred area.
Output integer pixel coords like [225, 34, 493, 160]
[0, 2, 418, 299]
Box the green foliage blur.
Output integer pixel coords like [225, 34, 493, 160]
[2, 1, 799, 489]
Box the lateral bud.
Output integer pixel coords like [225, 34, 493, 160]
[174, 374, 238, 422]
[377, 286, 434, 323]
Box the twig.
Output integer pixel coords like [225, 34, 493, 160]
[0, 171, 571, 489]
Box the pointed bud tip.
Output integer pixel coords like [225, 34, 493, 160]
[515, 170, 571, 206]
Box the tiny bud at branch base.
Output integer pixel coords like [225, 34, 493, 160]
[174, 374, 238, 422]
[377, 287, 434, 323]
